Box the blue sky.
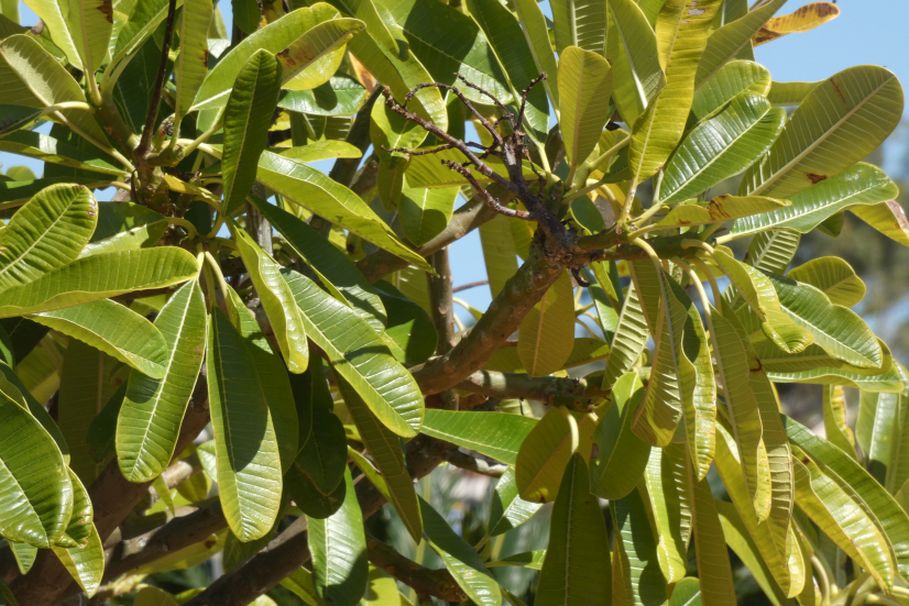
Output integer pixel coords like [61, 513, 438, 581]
[5, 0, 908, 312]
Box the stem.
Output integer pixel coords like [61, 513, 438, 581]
[135, 0, 178, 162]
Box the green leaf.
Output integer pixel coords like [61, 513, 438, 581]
[278, 76, 367, 116]
[713, 427, 802, 598]
[551, 0, 607, 54]
[0, 35, 107, 142]
[0, 183, 97, 289]
[857, 390, 901, 486]
[173, 0, 212, 129]
[421, 409, 536, 465]
[787, 416, 909, 580]
[612, 488, 668, 604]
[30, 299, 167, 378]
[516, 407, 578, 502]
[421, 498, 503, 606]
[116, 280, 207, 483]
[193, 6, 363, 110]
[767, 272, 882, 369]
[607, 0, 664, 126]
[514, 0, 559, 105]
[660, 94, 784, 204]
[536, 455, 610, 606]
[233, 226, 309, 373]
[307, 469, 368, 606]
[788, 256, 865, 307]
[712, 247, 810, 353]
[252, 200, 386, 325]
[467, 0, 549, 139]
[206, 309, 286, 542]
[489, 467, 543, 535]
[692, 60, 771, 120]
[629, 0, 722, 181]
[0, 388, 73, 547]
[656, 195, 786, 229]
[643, 445, 691, 583]
[56, 470, 92, 547]
[730, 163, 899, 237]
[629, 261, 687, 446]
[746, 228, 801, 274]
[822, 385, 857, 458]
[0, 247, 199, 318]
[0, 131, 122, 176]
[603, 281, 648, 387]
[593, 372, 651, 499]
[23, 0, 112, 76]
[284, 270, 424, 437]
[850, 200, 909, 248]
[257, 151, 430, 272]
[695, 0, 786, 86]
[107, 0, 171, 74]
[792, 456, 896, 589]
[51, 522, 104, 597]
[222, 50, 282, 215]
[339, 382, 422, 542]
[687, 458, 737, 605]
[518, 271, 575, 376]
[743, 66, 904, 198]
[558, 46, 613, 169]
[709, 308, 771, 520]
[399, 182, 457, 247]
[669, 578, 702, 606]
[380, 0, 512, 105]
[479, 215, 519, 297]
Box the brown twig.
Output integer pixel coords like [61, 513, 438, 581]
[134, 0, 178, 163]
[366, 535, 468, 602]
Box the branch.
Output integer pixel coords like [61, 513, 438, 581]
[134, 0, 178, 162]
[456, 370, 606, 407]
[366, 535, 467, 602]
[412, 243, 566, 395]
[443, 450, 507, 478]
[428, 249, 456, 354]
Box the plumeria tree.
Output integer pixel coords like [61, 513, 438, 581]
[1, 0, 908, 604]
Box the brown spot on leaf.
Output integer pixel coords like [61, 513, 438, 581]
[807, 173, 828, 184]
[829, 77, 847, 103]
[97, 0, 113, 23]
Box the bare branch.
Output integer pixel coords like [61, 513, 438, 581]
[367, 535, 468, 601]
[444, 450, 508, 478]
[456, 369, 606, 408]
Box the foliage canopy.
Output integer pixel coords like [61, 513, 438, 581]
[0, 0, 908, 604]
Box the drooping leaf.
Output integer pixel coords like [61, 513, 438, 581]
[488, 467, 543, 536]
[536, 455, 611, 606]
[257, 151, 430, 271]
[518, 271, 575, 376]
[687, 458, 737, 606]
[557, 46, 613, 169]
[339, 383, 422, 542]
[421, 409, 536, 465]
[0, 247, 199, 318]
[516, 406, 578, 502]
[221, 50, 282, 215]
[593, 372, 651, 499]
[643, 445, 691, 583]
[742, 66, 904, 199]
[233, 226, 309, 373]
[307, 469, 368, 606]
[422, 498, 503, 606]
[514, 0, 559, 105]
[206, 309, 286, 542]
[284, 270, 423, 437]
[116, 280, 207, 483]
[51, 521, 104, 597]
[0, 388, 73, 547]
[753, 2, 840, 46]
[611, 488, 668, 604]
[603, 281, 648, 387]
[551, 0, 607, 54]
[0, 183, 97, 289]
[607, 0, 664, 126]
[173, 0, 212, 129]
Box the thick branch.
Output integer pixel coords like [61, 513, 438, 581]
[413, 243, 565, 395]
[366, 535, 467, 602]
[428, 249, 456, 354]
[456, 369, 606, 407]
